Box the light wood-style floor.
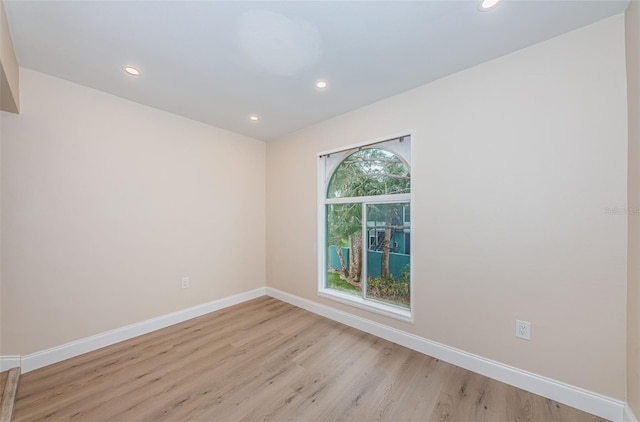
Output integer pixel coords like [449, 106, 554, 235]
[0, 371, 7, 399]
[14, 297, 607, 421]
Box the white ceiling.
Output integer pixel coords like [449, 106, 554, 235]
[4, 0, 629, 141]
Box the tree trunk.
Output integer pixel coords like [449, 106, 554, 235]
[381, 220, 392, 279]
[355, 231, 362, 282]
[335, 245, 349, 278]
[349, 234, 355, 279]
[349, 232, 362, 283]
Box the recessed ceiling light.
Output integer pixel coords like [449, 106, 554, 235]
[316, 80, 328, 89]
[479, 0, 502, 10]
[124, 66, 141, 76]
[249, 115, 259, 122]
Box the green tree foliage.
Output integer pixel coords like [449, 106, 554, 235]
[327, 203, 361, 278]
[327, 148, 410, 199]
[326, 148, 410, 282]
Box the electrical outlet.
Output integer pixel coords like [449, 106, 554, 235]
[181, 277, 190, 289]
[515, 320, 531, 340]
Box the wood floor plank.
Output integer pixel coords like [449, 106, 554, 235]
[331, 341, 414, 422]
[372, 355, 453, 421]
[0, 371, 7, 399]
[14, 297, 610, 422]
[49, 306, 302, 420]
[0, 368, 20, 422]
[17, 296, 276, 400]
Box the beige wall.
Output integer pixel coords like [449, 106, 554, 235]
[0, 0, 19, 113]
[627, 1, 640, 417]
[0, 69, 266, 355]
[0, 65, 3, 355]
[267, 15, 628, 399]
[0, 0, 14, 358]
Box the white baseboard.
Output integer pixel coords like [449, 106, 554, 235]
[0, 356, 21, 372]
[265, 287, 625, 422]
[626, 404, 639, 422]
[20, 287, 266, 373]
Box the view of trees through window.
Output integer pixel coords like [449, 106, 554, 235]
[325, 146, 411, 309]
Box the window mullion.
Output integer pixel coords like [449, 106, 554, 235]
[325, 193, 411, 205]
[361, 201, 368, 300]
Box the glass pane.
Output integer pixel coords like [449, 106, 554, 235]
[326, 203, 362, 297]
[365, 203, 410, 308]
[327, 148, 410, 199]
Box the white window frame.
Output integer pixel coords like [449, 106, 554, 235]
[317, 132, 414, 322]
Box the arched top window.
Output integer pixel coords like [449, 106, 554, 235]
[326, 148, 411, 199]
[318, 135, 412, 320]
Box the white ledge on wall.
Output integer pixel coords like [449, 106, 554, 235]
[318, 288, 412, 323]
[625, 404, 639, 422]
[0, 356, 21, 372]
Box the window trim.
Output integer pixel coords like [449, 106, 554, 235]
[317, 132, 414, 323]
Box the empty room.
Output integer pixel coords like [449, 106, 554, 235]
[0, 0, 638, 421]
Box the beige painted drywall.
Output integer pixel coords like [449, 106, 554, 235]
[266, 15, 628, 399]
[0, 68, 266, 355]
[0, 0, 14, 358]
[0, 65, 3, 355]
[627, 1, 640, 418]
[0, 0, 19, 113]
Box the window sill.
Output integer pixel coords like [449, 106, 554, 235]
[318, 288, 413, 323]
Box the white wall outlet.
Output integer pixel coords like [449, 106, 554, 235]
[181, 277, 190, 289]
[515, 320, 531, 340]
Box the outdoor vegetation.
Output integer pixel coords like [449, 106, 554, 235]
[326, 147, 411, 308]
